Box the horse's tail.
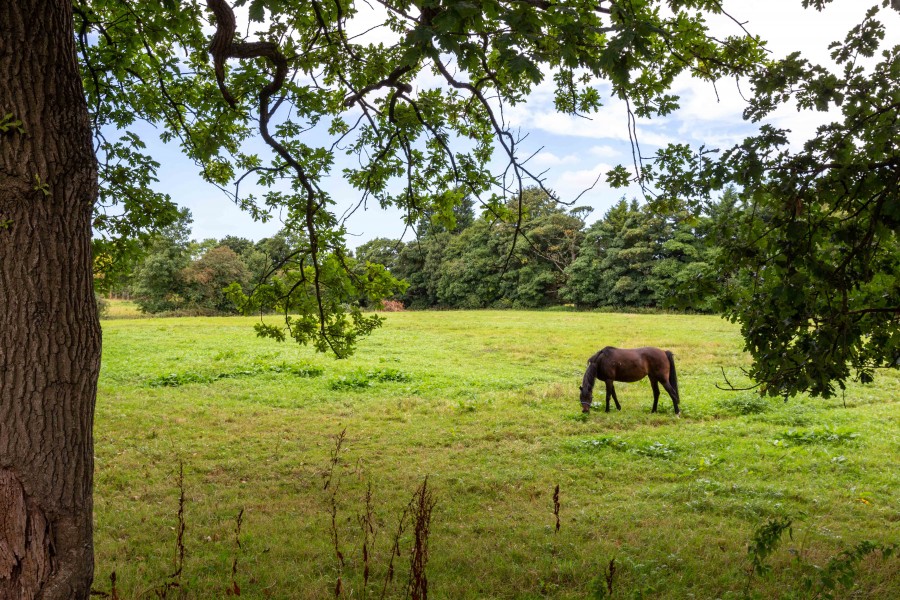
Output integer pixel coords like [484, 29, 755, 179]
[666, 350, 679, 400]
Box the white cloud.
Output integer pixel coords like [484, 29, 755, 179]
[588, 145, 619, 158]
[526, 151, 581, 168]
[507, 102, 677, 148]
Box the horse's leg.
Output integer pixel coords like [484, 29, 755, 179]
[661, 379, 680, 415]
[610, 382, 621, 411]
[604, 380, 613, 412]
[650, 378, 660, 413]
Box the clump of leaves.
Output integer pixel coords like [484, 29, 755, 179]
[634, 441, 679, 460]
[581, 436, 630, 452]
[579, 437, 678, 460]
[716, 393, 771, 415]
[148, 362, 322, 387]
[149, 371, 215, 387]
[267, 362, 325, 378]
[328, 368, 411, 391]
[743, 516, 897, 599]
[772, 426, 859, 447]
[745, 516, 793, 594]
[797, 540, 897, 600]
[0, 112, 24, 134]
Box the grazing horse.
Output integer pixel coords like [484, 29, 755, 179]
[579, 346, 680, 415]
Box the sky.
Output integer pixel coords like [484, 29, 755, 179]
[132, 0, 900, 248]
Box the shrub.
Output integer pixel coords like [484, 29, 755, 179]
[95, 293, 110, 318]
[377, 299, 405, 312]
[717, 393, 771, 415]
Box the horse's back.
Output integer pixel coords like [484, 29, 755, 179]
[597, 346, 669, 382]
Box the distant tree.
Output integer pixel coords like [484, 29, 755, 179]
[241, 230, 307, 285]
[504, 188, 588, 306]
[394, 233, 452, 309]
[651, 210, 716, 312]
[130, 210, 193, 313]
[562, 199, 637, 307]
[435, 221, 510, 307]
[354, 237, 404, 272]
[182, 245, 251, 313]
[218, 235, 255, 257]
[600, 204, 670, 307]
[564, 198, 719, 310]
[402, 187, 586, 308]
[191, 237, 221, 260]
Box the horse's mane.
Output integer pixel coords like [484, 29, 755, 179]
[589, 346, 615, 365]
[581, 360, 597, 394]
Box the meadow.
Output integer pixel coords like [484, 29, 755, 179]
[95, 305, 899, 598]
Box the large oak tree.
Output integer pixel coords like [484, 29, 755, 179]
[1, 0, 896, 596]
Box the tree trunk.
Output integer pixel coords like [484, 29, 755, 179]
[0, 1, 100, 598]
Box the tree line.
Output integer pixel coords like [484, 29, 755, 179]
[123, 187, 744, 315]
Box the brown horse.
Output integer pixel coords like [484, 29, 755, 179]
[579, 346, 680, 415]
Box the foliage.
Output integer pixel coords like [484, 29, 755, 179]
[746, 516, 793, 581]
[743, 515, 898, 600]
[182, 246, 251, 313]
[377, 299, 406, 312]
[130, 209, 193, 313]
[797, 540, 897, 600]
[229, 251, 405, 358]
[561, 198, 714, 310]
[639, 2, 900, 397]
[578, 436, 679, 459]
[354, 238, 404, 274]
[130, 210, 257, 315]
[773, 426, 858, 446]
[716, 393, 772, 416]
[388, 187, 591, 308]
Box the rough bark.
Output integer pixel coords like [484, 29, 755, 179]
[0, 0, 100, 598]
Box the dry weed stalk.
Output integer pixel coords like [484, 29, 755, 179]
[379, 498, 412, 600]
[227, 508, 244, 596]
[553, 484, 561, 533]
[323, 427, 347, 491]
[358, 480, 377, 598]
[324, 429, 348, 597]
[408, 477, 436, 600]
[89, 571, 120, 599]
[154, 461, 187, 598]
[605, 558, 616, 597]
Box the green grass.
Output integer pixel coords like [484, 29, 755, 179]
[104, 298, 144, 318]
[94, 311, 900, 599]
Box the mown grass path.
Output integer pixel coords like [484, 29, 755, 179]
[95, 310, 900, 598]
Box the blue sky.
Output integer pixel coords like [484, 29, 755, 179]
[134, 0, 900, 248]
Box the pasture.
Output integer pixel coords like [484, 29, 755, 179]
[95, 308, 899, 598]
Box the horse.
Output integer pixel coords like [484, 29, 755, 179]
[579, 346, 680, 415]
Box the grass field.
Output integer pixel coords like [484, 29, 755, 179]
[94, 307, 900, 598]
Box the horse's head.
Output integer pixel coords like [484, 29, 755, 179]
[579, 384, 593, 412]
[579, 359, 598, 413]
